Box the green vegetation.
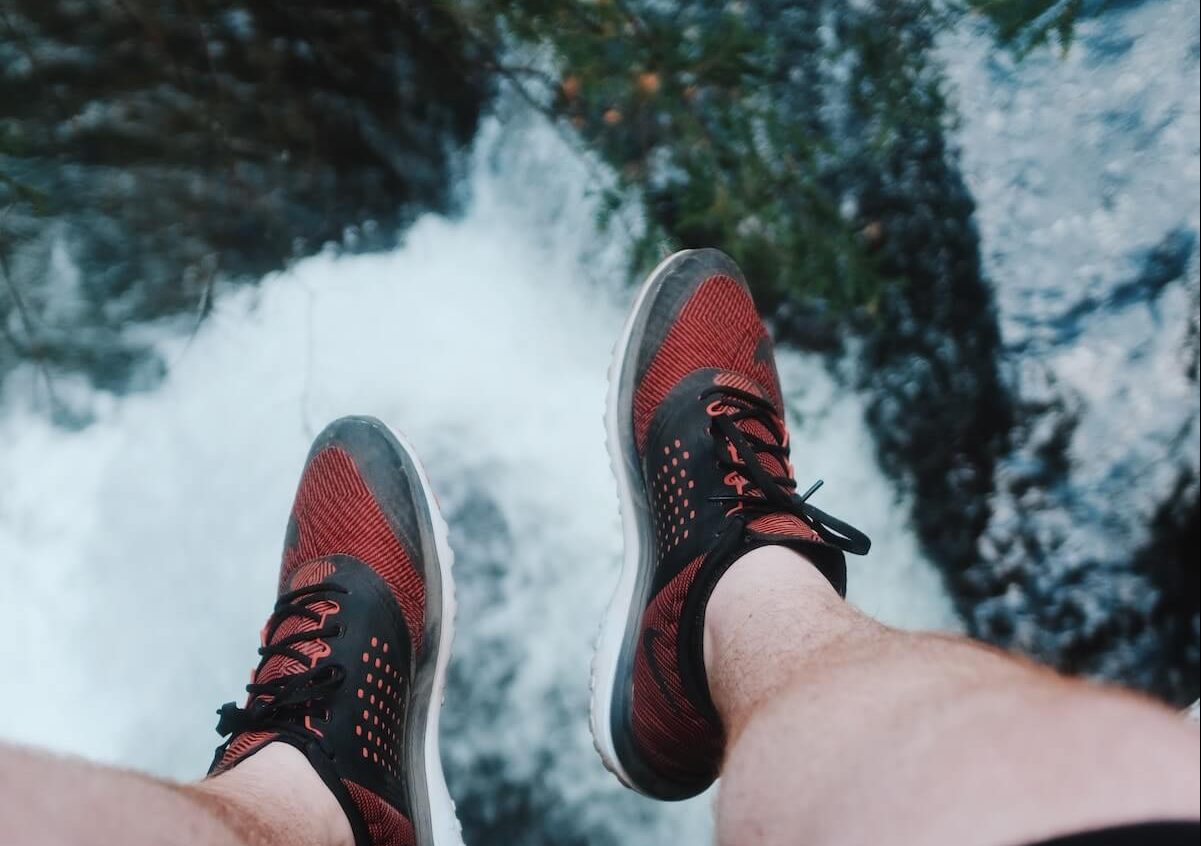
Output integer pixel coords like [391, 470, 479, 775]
[448, 0, 888, 310]
[440, 0, 1096, 316]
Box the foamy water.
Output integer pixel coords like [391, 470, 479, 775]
[0, 110, 955, 842]
[936, 0, 1199, 689]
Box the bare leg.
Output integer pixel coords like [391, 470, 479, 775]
[706, 546, 1200, 846]
[0, 742, 353, 846]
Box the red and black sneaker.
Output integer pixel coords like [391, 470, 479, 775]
[209, 416, 461, 846]
[591, 249, 871, 800]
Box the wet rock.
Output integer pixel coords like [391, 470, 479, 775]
[0, 0, 490, 392]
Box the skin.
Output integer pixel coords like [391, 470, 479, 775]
[706, 546, 1201, 846]
[0, 546, 1196, 845]
[0, 742, 351, 846]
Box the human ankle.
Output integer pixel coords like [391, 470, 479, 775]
[702, 545, 856, 730]
[194, 742, 354, 846]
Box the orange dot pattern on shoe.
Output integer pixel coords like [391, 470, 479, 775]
[653, 438, 698, 555]
[356, 635, 407, 779]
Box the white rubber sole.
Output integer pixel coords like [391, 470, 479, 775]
[380, 423, 464, 846]
[589, 250, 692, 794]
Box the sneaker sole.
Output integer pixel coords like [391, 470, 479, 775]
[366, 419, 464, 846]
[589, 249, 706, 800]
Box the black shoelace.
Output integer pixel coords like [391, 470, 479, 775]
[216, 582, 348, 754]
[701, 385, 871, 556]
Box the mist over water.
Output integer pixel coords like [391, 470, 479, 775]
[0, 112, 954, 841]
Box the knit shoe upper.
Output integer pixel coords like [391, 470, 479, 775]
[209, 416, 458, 846]
[593, 249, 870, 800]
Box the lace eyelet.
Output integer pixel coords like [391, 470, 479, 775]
[334, 624, 346, 638]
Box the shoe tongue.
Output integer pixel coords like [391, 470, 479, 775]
[711, 370, 792, 492]
[745, 512, 823, 544]
[713, 369, 769, 400]
[710, 371, 823, 545]
[255, 559, 339, 690]
[287, 558, 337, 591]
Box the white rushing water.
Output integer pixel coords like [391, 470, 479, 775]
[943, 0, 1199, 486]
[0, 107, 956, 842]
[938, 0, 1199, 680]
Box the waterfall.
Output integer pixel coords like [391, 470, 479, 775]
[0, 111, 955, 842]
